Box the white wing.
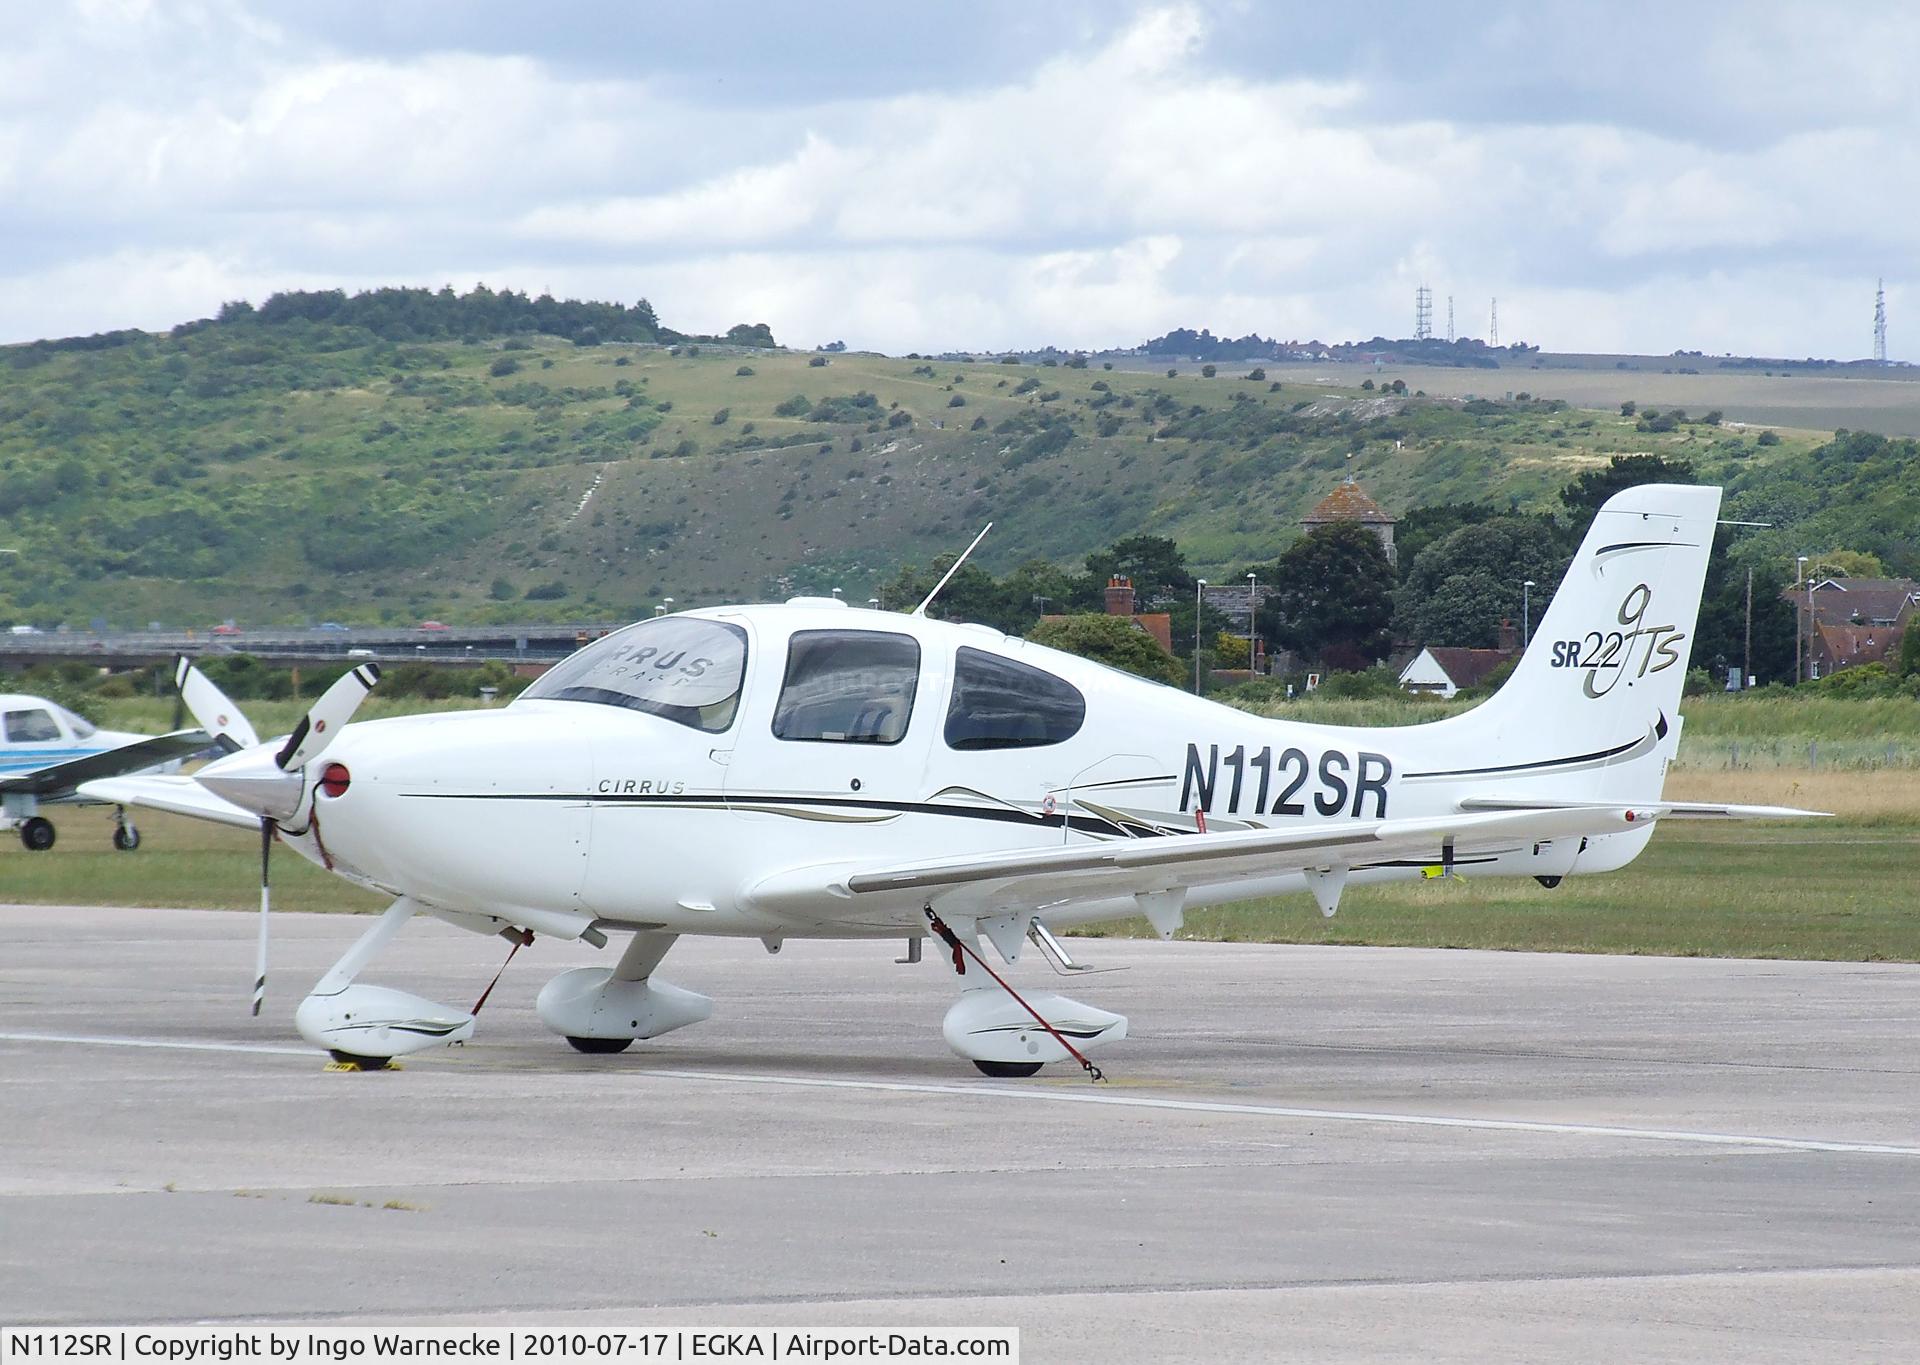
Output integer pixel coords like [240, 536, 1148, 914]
[77, 774, 258, 830]
[746, 806, 1649, 920]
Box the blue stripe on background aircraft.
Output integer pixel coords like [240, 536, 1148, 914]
[85, 484, 1822, 1074]
[0, 692, 209, 850]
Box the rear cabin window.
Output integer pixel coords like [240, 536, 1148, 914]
[520, 616, 748, 733]
[4, 709, 61, 743]
[944, 647, 1086, 750]
[773, 630, 920, 744]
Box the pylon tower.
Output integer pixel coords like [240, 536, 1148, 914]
[1415, 286, 1433, 341]
[1489, 298, 1499, 347]
[1874, 279, 1888, 363]
[1446, 295, 1455, 343]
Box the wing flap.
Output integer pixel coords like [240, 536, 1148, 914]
[1459, 796, 1830, 820]
[76, 774, 258, 830]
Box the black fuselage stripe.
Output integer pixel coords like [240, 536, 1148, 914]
[400, 790, 1127, 836]
[1403, 734, 1643, 779]
[399, 792, 1531, 869]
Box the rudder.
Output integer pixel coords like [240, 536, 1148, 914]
[1439, 482, 1721, 803]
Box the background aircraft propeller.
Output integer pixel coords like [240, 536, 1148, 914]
[172, 656, 260, 752]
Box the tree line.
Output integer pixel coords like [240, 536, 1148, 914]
[884, 453, 1803, 689]
[13, 285, 777, 356]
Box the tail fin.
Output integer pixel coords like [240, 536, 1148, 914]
[1430, 483, 1721, 803]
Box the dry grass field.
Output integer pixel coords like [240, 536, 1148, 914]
[1250, 361, 1920, 438]
[1665, 767, 1920, 823]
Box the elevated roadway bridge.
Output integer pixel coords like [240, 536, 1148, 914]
[0, 622, 624, 671]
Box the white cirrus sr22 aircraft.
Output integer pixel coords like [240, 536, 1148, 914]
[85, 484, 1819, 1075]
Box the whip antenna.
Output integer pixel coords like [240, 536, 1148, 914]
[912, 522, 993, 618]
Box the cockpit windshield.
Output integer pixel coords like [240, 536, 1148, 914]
[60, 707, 97, 740]
[520, 616, 748, 732]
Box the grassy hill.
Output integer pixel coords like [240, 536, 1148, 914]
[1, 302, 1912, 628]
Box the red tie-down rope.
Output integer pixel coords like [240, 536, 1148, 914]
[923, 907, 1105, 1083]
[471, 929, 534, 1016]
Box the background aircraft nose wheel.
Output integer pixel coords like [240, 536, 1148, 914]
[112, 815, 140, 851]
[973, 1059, 1043, 1078]
[20, 817, 55, 852]
[565, 1036, 635, 1054]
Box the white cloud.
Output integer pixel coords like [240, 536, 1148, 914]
[0, 1, 1914, 357]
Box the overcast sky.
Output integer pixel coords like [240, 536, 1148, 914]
[2, 0, 1911, 357]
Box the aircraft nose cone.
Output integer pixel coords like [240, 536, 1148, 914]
[196, 746, 304, 822]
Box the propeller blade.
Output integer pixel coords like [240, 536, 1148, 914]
[253, 819, 272, 1017]
[276, 663, 381, 771]
[174, 656, 261, 752]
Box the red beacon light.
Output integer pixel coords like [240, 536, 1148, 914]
[318, 763, 352, 799]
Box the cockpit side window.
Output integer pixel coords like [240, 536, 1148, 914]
[944, 646, 1086, 750]
[5, 709, 61, 743]
[520, 617, 748, 733]
[773, 630, 921, 745]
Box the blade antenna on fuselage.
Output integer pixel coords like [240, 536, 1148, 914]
[912, 522, 993, 618]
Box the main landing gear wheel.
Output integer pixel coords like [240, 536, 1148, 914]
[20, 817, 54, 852]
[112, 822, 141, 852]
[972, 1059, 1043, 1078]
[566, 1036, 635, 1054]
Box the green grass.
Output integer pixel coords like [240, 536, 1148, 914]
[0, 808, 387, 913]
[1082, 821, 1920, 960]
[7, 321, 1859, 628]
[7, 795, 1915, 961]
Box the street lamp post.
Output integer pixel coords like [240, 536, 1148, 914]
[1194, 579, 1207, 695]
[1522, 580, 1536, 648]
[1246, 572, 1258, 675]
[1795, 555, 1808, 682]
